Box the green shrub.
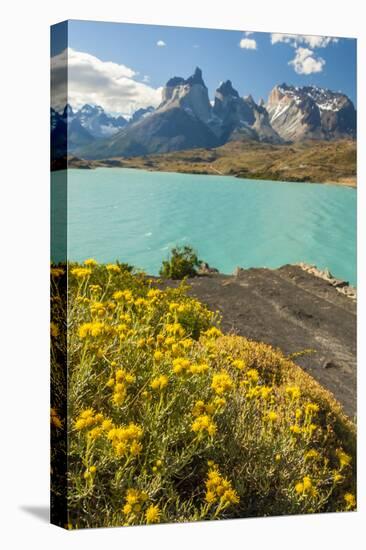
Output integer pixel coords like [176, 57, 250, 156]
[160, 246, 200, 280]
[50, 261, 356, 529]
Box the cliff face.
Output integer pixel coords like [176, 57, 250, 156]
[267, 84, 356, 141]
[54, 71, 356, 160]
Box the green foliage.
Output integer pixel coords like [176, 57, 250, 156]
[50, 261, 356, 529]
[160, 246, 200, 280]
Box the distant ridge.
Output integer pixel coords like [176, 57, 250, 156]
[51, 68, 356, 161]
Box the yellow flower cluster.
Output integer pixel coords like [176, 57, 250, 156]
[74, 409, 105, 431]
[84, 258, 98, 267]
[78, 321, 114, 339]
[203, 327, 223, 339]
[165, 322, 185, 339]
[336, 449, 352, 470]
[245, 385, 272, 400]
[107, 368, 136, 406]
[83, 465, 97, 480]
[231, 359, 246, 371]
[192, 398, 226, 417]
[191, 414, 217, 437]
[205, 464, 239, 508]
[107, 423, 143, 457]
[122, 489, 161, 524]
[295, 476, 317, 498]
[50, 407, 62, 429]
[211, 371, 233, 395]
[150, 374, 169, 391]
[71, 267, 92, 279]
[51, 267, 64, 278]
[50, 322, 59, 338]
[113, 289, 133, 303]
[59, 261, 356, 527]
[343, 492, 356, 510]
[172, 357, 209, 376]
[285, 385, 301, 400]
[106, 264, 121, 273]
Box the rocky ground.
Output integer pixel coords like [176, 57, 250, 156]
[161, 264, 356, 418]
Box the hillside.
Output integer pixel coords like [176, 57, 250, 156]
[66, 139, 356, 186]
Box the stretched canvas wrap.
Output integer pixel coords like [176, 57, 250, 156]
[50, 20, 357, 529]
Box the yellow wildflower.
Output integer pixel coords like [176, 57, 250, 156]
[150, 375, 169, 391]
[336, 449, 352, 470]
[145, 504, 161, 524]
[106, 264, 121, 273]
[232, 359, 246, 371]
[285, 385, 301, 400]
[51, 267, 64, 278]
[50, 322, 59, 338]
[153, 350, 164, 363]
[246, 368, 259, 382]
[266, 411, 278, 422]
[78, 321, 111, 339]
[290, 425, 302, 435]
[343, 493, 356, 510]
[165, 322, 185, 338]
[305, 449, 320, 461]
[260, 386, 272, 400]
[205, 466, 239, 508]
[50, 407, 62, 429]
[211, 371, 233, 395]
[295, 476, 316, 497]
[71, 267, 92, 278]
[84, 258, 98, 266]
[172, 357, 191, 375]
[203, 327, 222, 339]
[305, 402, 319, 416]
[189, 363, 209, 375]
[191, 414, 217, 437]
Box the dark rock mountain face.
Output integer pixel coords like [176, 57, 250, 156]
[77, 68, 285, 159]
[79, 67, 219, 159]
[212, 81, 282, 143]
[52, 68, 356, 161]
[130, 106, 155, 125]
[267, 84, 356, 141]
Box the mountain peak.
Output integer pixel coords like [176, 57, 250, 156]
[186, 66, 205, 87]
[62, 103, 74, 118]
[244, 94, 255, 105]
[216, 80, 239, 98]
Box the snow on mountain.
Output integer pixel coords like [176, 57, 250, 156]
[51, 72, 356, 160]
[267, 84, 356, 141]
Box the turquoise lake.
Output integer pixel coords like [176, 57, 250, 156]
[51, 168, 357, 286]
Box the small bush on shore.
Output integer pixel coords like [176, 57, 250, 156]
[160, 245, 200, 279]
[50, 260, 356, 529]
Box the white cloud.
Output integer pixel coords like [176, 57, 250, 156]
[51, 48, 163, 117]
[271, 33, 338, 48]
[288, 47, 325, 75]
[239, 38, 257, 50]
[244, 31, 254, 36]
[156, 40, 166, 47]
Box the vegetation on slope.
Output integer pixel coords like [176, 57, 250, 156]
[66, 139, 356, 186]
[51, 261, 356, 529]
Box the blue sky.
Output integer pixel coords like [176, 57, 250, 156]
[51, 20, 356, 116]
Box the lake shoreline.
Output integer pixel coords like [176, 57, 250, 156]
[51, 138, 357, 188]
[158, 263, 356, 417]
[53, 154, 356, 188]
